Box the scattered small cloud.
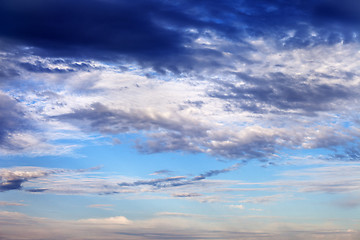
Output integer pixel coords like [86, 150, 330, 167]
[172, 193, 202, 198]
[229, 204, 245, 210]
[155, 212, 202, 218]
[78, 216, 132, 225]
[150, 169, 174, 176]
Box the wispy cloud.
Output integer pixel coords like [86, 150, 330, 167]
[0, 202, 26, 206]
[0, 166, 101, 192]
[78, 216, 132, 225]
[87, 204, 114, 210]
[118, 163, 241, 189]
[150, 169, 174, 176]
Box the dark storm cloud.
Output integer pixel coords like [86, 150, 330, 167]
[208, 73, 355, 115]
[314, 0, 360, 24]
[1, 0, 359, 73]
[0, 0, 191, 71]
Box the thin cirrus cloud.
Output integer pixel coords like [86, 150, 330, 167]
[0, 166, 101, 192]
[0, 164, 240, 194]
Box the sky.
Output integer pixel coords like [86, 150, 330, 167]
[0, 0, 360, 239]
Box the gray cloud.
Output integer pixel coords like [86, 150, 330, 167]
[118, 164, 240, 189]
[0, 65, 19, 81]
[172, 193, 202, 198]
[327, 147, 360, 162]
[192, 163, 240, 181]
[0, 167, 100, 192]
[208, 72, 356, 116]
[56, 102, 208, 137]
[18, 61, 75, 74]
[150, 170, 174, 176]
[53, 100, 359, 160]
[0, 168, 51, 192]
[118, 176, 187, 188]
[0, 164, 239, 196]
[0, 93, 32, 150]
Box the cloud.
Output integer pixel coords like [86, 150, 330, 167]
[0, 166, 100, 192]
[0, 202, 26, 206]
[0, 164, 243, 202]
[0, 92, 32, 149]
[229, 204, 245, 210]
[0, 91, 77, 156]
[150, 169, 174, 176]
[0, 167, 51, 192]
[118, 176, 187, 188]
[155, 212, 201, 218]
[54, 101, 283, 159]
[192, 163, 241, 180]
[2, 31, 359, 160]
[118, 163, 240, 189]
[0, 211, 358, 240]
[238, 194, 285, 204]
[56, 102, 208, 137]
[0, 0, 359, 164]
[315, 0, 360, 23]
[266, 164, 360, 195]
[172, 193, 202, 198]
[1, 0, 359, 75]
[208, 73, 355, 116]
[0, 0, 202, 72]
[78, 216, 132, 225]
[18, 61, 75, 74]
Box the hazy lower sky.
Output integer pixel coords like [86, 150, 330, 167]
[0, 0, 360, 239]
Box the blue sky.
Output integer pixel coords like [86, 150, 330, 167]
[0, 0, 360, 239]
